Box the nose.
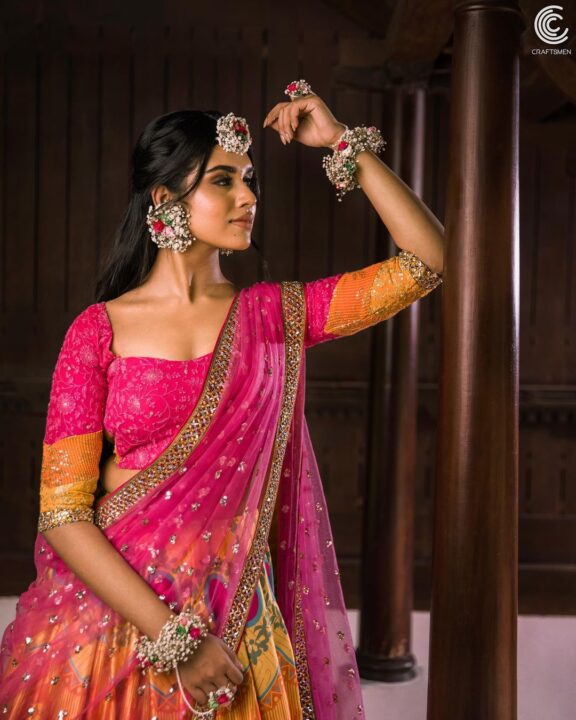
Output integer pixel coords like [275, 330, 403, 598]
[237, 180, 257, 207]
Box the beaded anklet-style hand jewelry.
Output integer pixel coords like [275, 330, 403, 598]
[135, 610, 209, 673]
[322, 124, 387, 201]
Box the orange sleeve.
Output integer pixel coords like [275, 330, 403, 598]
[324, 250, 442, 337]
[38, 431, 102, 532]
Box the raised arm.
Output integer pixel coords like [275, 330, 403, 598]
[264, 92, 444, 349]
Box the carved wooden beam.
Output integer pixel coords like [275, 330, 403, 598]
[324, 0, 454, 88]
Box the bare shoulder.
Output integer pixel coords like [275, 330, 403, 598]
[104, 286, 149, 314]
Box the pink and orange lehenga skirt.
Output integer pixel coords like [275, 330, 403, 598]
[1, 546, 300, 719]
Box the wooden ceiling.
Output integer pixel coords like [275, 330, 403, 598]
[324, 0, 576, 130]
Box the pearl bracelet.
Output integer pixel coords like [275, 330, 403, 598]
[322, 124, 387, 201]
[136, 610, 210, 673]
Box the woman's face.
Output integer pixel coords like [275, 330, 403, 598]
[182, 144, 258, 253]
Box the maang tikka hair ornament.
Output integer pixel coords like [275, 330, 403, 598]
[215, 112, 252, 154]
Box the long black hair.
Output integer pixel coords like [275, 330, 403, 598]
[94, 110, 269, 302]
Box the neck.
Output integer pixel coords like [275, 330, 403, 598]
[141, 242, 233, 303]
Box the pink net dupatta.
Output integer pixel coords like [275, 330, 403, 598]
[0, 281, 364, 719]
[274, 354, 364, 720]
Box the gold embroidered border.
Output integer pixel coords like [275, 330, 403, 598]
[94, 296, 240, 530]
[221, 281, 306, 654]
[294, 579, 316, 720]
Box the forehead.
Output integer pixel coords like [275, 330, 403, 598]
[206, 144, 252, 172]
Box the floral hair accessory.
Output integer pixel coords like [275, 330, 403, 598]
[284, 79, 314, 100]
[216, 113, 252, 154]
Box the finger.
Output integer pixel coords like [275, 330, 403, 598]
[274, 105, 285, 142]
[222, 643, 245, 674]
[288, 103, 300, 134]
[282, 104, 296, 142]
[277, 106, 287, 143]
[225, 660, 245, 686]
[189, 686, 209, 705]
[285, 105, 296, 141]
[263, 102, 284, 127]
[263, 102, 290, 129]
[279, 106, 292, 143]
[215, 671, 232, 690]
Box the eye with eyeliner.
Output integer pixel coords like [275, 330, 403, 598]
[214, 174, 256, 187]
[214, 176, 232, 186]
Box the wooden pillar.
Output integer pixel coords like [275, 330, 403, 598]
[357, 87, 426, 683]
[427, 2, 523, 718]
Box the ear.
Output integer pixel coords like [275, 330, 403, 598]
[150, 185, 173, 208]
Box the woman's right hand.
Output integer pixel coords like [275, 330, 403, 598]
[178, 633, 245, 707]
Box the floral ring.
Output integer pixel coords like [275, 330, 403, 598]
[206, 685, 236, 710]
[284, 79, 314, 101]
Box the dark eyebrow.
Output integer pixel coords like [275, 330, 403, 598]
[205, 164, 254, 175]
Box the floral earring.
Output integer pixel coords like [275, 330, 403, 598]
[146, 202, 196, 253]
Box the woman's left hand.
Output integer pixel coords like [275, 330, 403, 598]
[263, 94, 346, 149]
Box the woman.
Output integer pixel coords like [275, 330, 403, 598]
[0, 80, 443, 719]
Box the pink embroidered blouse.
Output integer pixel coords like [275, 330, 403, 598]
[38, 253, 442, 532]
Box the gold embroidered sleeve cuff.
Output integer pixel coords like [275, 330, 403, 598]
[38, 507, 95, 532]
[398, 249, 443, 290]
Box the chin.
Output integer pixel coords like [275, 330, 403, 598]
[237, 239, 252, 252]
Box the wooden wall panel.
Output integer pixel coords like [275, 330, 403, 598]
[99, 27, 132, 266]
[262, 20, 299, 278]
[0, 1, 574, 617]
[298, 30, 335, 280]
[164, 26, 192, 112]
[67, 27, 100, 313]
[132, 27, 165, 142]
[3, 42, 37, 369]
[234, 26, 265, 289]
[190, 26, 217, 111]
[36, 34, 68, 332]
